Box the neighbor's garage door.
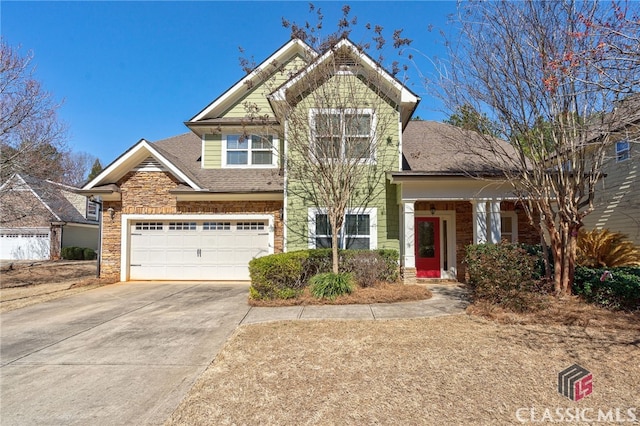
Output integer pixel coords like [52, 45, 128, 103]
[129, 220, 269, 280]
[0, 231, 50, 260]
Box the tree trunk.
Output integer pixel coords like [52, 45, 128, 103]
[331, 233, 339, 274]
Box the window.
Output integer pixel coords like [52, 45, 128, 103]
[224, 134, 275, 166]
[500, 213, 518, 243]
[135, 222, 163, 231]
[237, 222, 265, 231]
[616, 140, 630, 162]
[203, 222, 230, 231]
[309, 208, 377, 249]
[311, 109, 374, 162]
[168, 222, 196, 231]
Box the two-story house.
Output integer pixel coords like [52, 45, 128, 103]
[82, 38, 539, 283]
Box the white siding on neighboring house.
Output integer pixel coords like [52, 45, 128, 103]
[583, 140, 640, 245]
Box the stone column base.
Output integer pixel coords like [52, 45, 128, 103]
[402, 267, 417, 285]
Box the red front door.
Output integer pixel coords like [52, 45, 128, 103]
[415, 217, 441, 278]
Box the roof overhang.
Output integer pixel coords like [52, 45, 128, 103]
[269, 39, 420, 128]
[188, 39, 316, 125]
[170, 190, 283, 202]
[82, 139, 201, 191]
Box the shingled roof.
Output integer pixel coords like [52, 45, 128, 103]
[152, 133, 283, 193]
[400, 120, 519, 176]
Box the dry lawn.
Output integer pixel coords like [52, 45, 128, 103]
[0, 260, 116, 312]
[167, 307, 639, 425]
[249, 282, 432, 306]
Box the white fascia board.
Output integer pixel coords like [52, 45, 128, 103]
[83, 139, 201, 191]
[191, 39, 315, 122]
[271, 38, 419, 105]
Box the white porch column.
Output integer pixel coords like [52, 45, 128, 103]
[472, 200, 488, 244]
[489, 200, 502, 243]
[402, 200, 416, 268]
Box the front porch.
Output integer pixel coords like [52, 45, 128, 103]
[399, 200, 538, 284]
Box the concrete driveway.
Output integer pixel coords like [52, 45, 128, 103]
[0, 282, 250, 426]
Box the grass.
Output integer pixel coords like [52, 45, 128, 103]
[165, 302, 639, 425]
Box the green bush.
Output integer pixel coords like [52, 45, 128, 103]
[61, 246, 94, 260]
[573, 266, 640, 311]
[83, 248, 97, 260]
[309, 272, 354, 300]
[248, 249, 399, 300]
[465, 243, 543, 312]
[248, 251, 310, 300]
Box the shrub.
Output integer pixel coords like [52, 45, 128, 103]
[465, 243, 543, 312]
[248, 249, 399, 300]
[577, 229, 640, 268]
[61, 246, 90, 260]
[573, 266, 640, 311]
[83, 248, 97, 260]
[342, 250, 387, 287]
[248, 251, 309, 300]
[309, 272, 354, 300]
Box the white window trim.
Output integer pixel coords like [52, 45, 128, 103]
[616, 140, 630, 163]
[500, 212, 518, 243]
[221, 133, 278, 168]
[307, 207, 377, 249]
[308, 108, 377, 165]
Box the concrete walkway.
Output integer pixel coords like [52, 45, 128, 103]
[1, 283, 468, 426]
[241, 284, 470, 324]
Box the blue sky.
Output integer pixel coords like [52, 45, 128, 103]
[2, 1, 457, 166]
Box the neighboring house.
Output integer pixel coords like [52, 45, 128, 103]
[582, 96, 640, 245]
[81, 38, 538, 283]
[0, 174, 99, 260]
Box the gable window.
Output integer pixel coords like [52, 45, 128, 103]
[86, 200, 98, 221]
[310, 109, 375, 162]
[308, 208, 377, 249]
[616, 140, 630, 162]
[224, 134, 275, 167]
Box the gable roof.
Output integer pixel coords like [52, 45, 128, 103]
[187, 38, 316, 125]
[396, 120, 520, 177]
[269, 38, 420, 128]
[82, 138, 202, 192]
[2, 174, 97, 225]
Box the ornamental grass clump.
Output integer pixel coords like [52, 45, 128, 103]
[309, 272, 354, 300]
[577, 229, 640, 268]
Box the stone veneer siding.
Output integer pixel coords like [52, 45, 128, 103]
[415, 201, 540, 282]
[100, 171, 284, 280]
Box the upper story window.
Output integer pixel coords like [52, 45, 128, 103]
[310, 109, 375, 163]
[616, 140, 630, 162]
[223, 134, 276, 167]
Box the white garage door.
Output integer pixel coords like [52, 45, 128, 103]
[0, 231, 50, 260]
[129, 220, 269, 280]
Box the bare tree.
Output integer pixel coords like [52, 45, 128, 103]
[431, 0, 640, 295]
[1, 40, 69, 182]
[61, 151, 99, 187]
[240, 5, 412, 273]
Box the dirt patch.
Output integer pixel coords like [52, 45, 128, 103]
[165, 313, 639, 425]
[0, 260, 117, 312]
[249, 282, 432, 306]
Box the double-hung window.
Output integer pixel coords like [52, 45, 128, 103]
[225, 134, 275, 166]
[616, 140, 630, 162]
[309, 208, 377, 249]
[311, 109, 374, 162]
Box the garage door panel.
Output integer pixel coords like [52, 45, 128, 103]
[128, 220, 269, 281]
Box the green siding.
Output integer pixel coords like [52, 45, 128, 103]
[222, 56, 307, 119]
[285, 73, 402, 252]
[203, 134, 222, 168]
